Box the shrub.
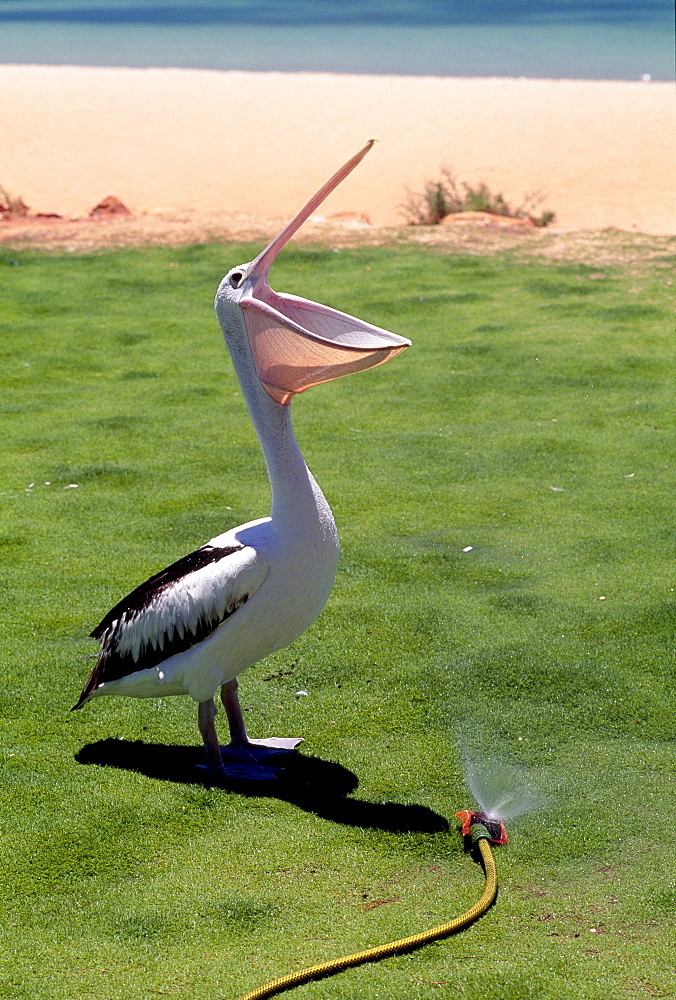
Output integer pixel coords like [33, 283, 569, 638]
[0, 183, 29, 217]
[402, 167, 555, 227]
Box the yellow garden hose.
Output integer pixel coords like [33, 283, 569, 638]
[235, 815, 502, 1000]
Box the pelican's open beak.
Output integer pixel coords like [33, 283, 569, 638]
[240, 141, 411, 404]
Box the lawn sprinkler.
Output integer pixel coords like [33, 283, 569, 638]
[235, 808, 507, 1000]
[455, 808, 509, 847]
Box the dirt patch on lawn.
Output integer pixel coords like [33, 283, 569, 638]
[1, 209, 674, 271]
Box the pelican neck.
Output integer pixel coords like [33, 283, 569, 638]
[228, 335, 321, 531]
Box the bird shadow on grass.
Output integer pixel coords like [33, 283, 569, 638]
[76, 739, 449, 835]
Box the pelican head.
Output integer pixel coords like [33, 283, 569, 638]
[215, 141, 411, 405]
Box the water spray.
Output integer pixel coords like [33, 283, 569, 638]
[235, 806, 508, 1000]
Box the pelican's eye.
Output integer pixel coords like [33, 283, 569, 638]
[229, 270, 245, 289]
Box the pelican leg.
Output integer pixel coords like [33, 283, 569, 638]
[197, 698, 224, 771]
[220, 678, 303, 762]
[196, 694, 278, 781]
[221, 678, 248, 743]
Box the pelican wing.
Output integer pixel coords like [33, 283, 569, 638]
[74, 542, 269, 706]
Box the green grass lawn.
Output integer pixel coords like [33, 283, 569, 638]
[0, 240, 674, 1000]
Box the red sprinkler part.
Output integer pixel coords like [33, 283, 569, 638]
[455, 809, 508, 846]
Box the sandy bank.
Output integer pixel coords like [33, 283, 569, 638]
[0, 65, 673, 234]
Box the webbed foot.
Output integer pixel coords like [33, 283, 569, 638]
[220, 737, 303, 762]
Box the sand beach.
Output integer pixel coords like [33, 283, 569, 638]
[0, 64, 673, 243]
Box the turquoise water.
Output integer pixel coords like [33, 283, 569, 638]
[0, 2, 673, 79]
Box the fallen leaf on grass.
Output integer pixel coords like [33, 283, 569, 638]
[361, 896, 401, 911]
[412, 974, 465, 989]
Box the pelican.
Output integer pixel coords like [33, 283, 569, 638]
[73, 141, 410, 778]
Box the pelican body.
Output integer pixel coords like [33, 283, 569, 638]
[74, 143, 410, 777]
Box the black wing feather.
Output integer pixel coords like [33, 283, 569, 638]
[90, 544, 244, 639]
[73, 544, 246, 708]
